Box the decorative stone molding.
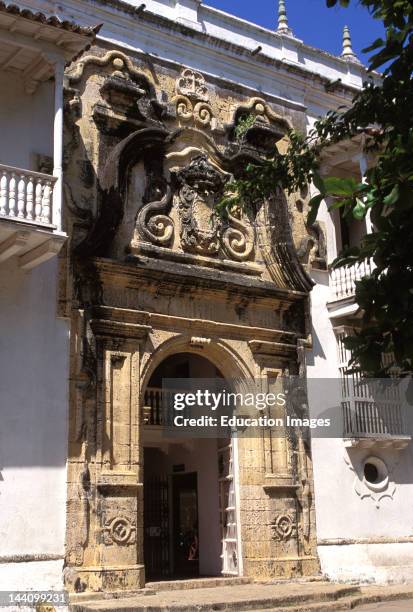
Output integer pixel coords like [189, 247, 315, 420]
[103, 516, 137, 546]
[344, 452, 398, 509]
[176, 68, 209, 101]
[68, 51, 155, 90]
[173, 68, 214, 127]
[272, 514, 297, 541]
[137, 184, 174, 246]
[190, 337, 211, 347]
[173, 96, 214, 127]
[172, 155, 254, 260]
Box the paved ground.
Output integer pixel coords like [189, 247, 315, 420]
[356, 601, 413, 610]
[71, 582, 413, 612]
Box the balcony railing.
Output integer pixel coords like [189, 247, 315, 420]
[0, 163, 57, 227]
[343, 400, 405, 438]
[341, 371, 406, 440]
[330, 259, 375, 301]
[143, 387, 189, 426]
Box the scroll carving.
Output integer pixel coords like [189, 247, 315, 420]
[137, 182, 174, 246]
[173, 96, 214, 127]
[222, 206, 254, 261]
[174, 68, 213, 128]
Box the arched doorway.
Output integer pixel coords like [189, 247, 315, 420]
[142, 352, 239, 581]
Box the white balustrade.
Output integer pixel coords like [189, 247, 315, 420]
[330, 258, 375, 301]
[0, 163, 56, 227]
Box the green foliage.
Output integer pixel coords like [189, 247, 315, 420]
[234, 114, 257, 143]
[221, 0, 413, 376]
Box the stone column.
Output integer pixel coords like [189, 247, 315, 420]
[52, 58, 65, 232]
[236, 339, 319, 579]
[65, 308, 151, 593]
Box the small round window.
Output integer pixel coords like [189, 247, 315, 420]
[362, 456, 389, 491]
[364, 462, 379, 484]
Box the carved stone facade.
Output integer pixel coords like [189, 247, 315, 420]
[61, 43, 320, 593]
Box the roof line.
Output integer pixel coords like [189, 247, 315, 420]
[0, 1, 102, 38]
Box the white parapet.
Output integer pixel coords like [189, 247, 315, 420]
[0, 163, 56, 227]
[330, 259, 375, 302]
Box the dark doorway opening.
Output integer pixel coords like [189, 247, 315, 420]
[144, 475, 169, 580]
[172, 472, 199, 578]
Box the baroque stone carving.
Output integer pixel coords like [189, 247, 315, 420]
[103, 516, 137, 546]
[229, 97, 291, 151]
[222, 206, 254, 262]
[176, 68, 209, 101]
[272, 514, 297, 541]
[190, 337, 211, 347]
[172, 155, 254, 260]
[173, 68, 213, 127]
[230, 97, 290, 130]
[296, 220, 327, 270]
[176, 161, 222, 255]
[68, 50, 155, 88]
[137, 180, 174, 246]
[174, 96, 214, 127]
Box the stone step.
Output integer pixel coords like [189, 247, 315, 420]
[248, 589, 413, 612]
[70, 583, 362, 611]
[70, 583, 413, 612]
[145, 576, 251, 591]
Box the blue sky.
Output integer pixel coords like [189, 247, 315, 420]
[204, 0, 384, 64]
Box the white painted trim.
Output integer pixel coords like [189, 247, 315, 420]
[231, 433, 243, 577]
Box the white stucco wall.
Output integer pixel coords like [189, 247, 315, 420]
[1, 0, 409, 590]
[0, 257, 69, 590]
[307, 214, 413, 584]
[0, 73, 53, 171]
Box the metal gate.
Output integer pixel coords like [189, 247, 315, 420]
[144, 476, 170, 579]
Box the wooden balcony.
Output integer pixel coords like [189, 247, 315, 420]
[0, 163, 65, 269]
[342, 375, 410, 449]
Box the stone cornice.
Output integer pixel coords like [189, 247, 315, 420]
[59, 0, 362, 110]
[93, 256, 307, 304]
[87, 305, 300, 345]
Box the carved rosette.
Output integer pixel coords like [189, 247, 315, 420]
[271, 513, 297, 541]
[103, 515, 137, 546]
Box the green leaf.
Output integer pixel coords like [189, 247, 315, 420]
[324, 177, 358, 196]
[307, 194, 323, 226]
[362, 38, 385, 54]
[328, 197, 351, 210]
[383, 185, 399, 207]
[353, 198, 366, 220]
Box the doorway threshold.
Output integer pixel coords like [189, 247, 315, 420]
[145, 576, 251, 592]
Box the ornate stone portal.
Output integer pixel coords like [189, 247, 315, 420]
[62, 49, 320, 592]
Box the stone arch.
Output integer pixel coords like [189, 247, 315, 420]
[141, 334, 254, 396]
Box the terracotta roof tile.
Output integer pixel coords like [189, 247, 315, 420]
[0, 1, 102, 38]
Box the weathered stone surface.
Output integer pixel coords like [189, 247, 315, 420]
[63, 41, 320, 591]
